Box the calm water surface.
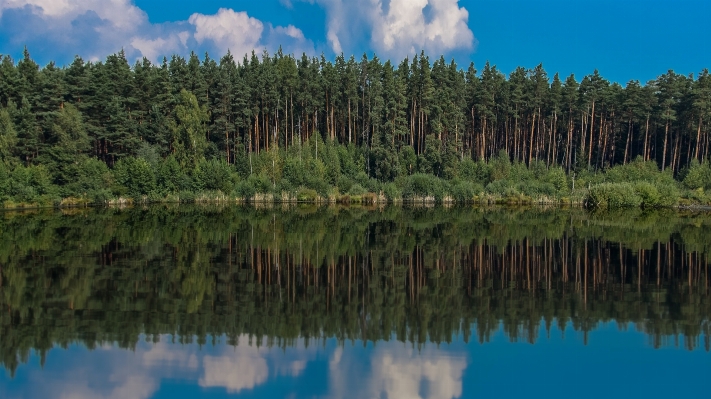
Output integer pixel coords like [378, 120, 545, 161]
[0, 205, 709, 398]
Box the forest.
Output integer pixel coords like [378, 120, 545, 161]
[1, 206, 710, 375]
[0, 48, 711, 208]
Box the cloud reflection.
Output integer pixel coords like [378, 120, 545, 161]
[5, 335, 467, 399]
[200, 337, 270, 394]
[327, 343, 467, 399]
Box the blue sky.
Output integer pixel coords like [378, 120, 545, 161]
[0, 0, 709, 83]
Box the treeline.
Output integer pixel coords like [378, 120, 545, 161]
[1, 206, 710, 375]
[1, 48, 711, 207]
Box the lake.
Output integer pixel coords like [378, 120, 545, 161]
[0, 205, 709, 398]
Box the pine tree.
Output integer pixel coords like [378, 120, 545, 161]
[171, 90, 209, 169]
[0, 106, 16, 164]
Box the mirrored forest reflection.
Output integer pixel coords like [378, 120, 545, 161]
[1, 205, 710, 375]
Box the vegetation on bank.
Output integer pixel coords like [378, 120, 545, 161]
[1, 48, 711, 208]
[2, 139, 710, 208]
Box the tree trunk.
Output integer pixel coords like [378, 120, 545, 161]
[643, 115, 650, 161]
[588, 102, 596, 166]
[662, 120, 669, 171]
[624, 118, 632, 165]
[694, 117, 703, 160]
[528, 113, 536, 165]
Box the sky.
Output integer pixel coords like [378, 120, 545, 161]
[0, 0, 709, 84]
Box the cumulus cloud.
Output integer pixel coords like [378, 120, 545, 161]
[189, 8, 264, 60]
[0, 1, 314, 64]
[304, 0, 476, 58]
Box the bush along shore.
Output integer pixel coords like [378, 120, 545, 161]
[2, 138, 710, 209]
[2, 49, 711, 210]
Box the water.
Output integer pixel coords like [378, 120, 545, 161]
[0, 205, 709, 398]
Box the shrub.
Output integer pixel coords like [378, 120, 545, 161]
[655, 181, 679, 207]
[450, 180, 477, 203]
[485, 179, 513, 196]
[113, 157, 156, 198]
[382, 182, 401, 202]
[194, 159, 234, 193]
[634, 182, 661, 208]
[489, 150, 511, 181]
[336, 176, 354, 194]
[586, 183, 642, 209]
[9, 164, 57, 203]
[545, 166, 568, 192]
[458, 158, 490, 184]
[296, 188, 319, 202]
[682, 159, 710, 190]
[348, 183, 367, 196]
[88, 189, 112, 205]
[282, 156, 305, 187]
[248, 174, 273, 194]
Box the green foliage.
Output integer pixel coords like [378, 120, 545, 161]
[682, 159, 710, 190]
[0, 107, 17, 164]
[296, 187, 319, 201]
[398, 145, 417, 176]
[382, 182, 401, 201]
[489, 150, 511, 181]
[113, 157, 156, 198]
[458, 159, 490, 185]
[193, 158, 235, 193]
[321, 140, 341, 185]
[587, 183, 642, 209]
[282, 155, 305, 187]
[171, 90, 209, 169]
[348, 183, 367, 196]
[64, 158, 113, 201]
[7, 164, 56, 203]
[0, 50, 709, 208]
[544, 166, 568, 192]
[401, 173, 447, 201]
[336, 176, 354, 194]
[450, 179, 481, 202]
[418, 135, 442, 175]
[155, 155, 184, 195]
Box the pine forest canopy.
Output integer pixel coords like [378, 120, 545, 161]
[0, 47, 710, 207]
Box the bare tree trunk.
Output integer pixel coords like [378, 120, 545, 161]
[587, 101, 595, 166]
[528, 113, 536, 165]
[624, 119, 632, 164]
[481, 117, 486, 160]
[694, 117, 703, 160]
[643, 115, 650, 161]
[662, 120, 669, 171]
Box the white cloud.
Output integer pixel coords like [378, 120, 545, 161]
[0, 0, 144, 28]
[130, 35, 186, 64]
[188, 8, 264, 60]
[306, 0, 476, 58]
[0, 1, 314, 64]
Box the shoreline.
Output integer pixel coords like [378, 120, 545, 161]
[3, 194, 711, 212]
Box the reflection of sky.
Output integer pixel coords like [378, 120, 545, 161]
[1, 322, 709, 399]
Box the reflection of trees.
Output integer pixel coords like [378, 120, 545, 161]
[1, 205, 710, 376]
